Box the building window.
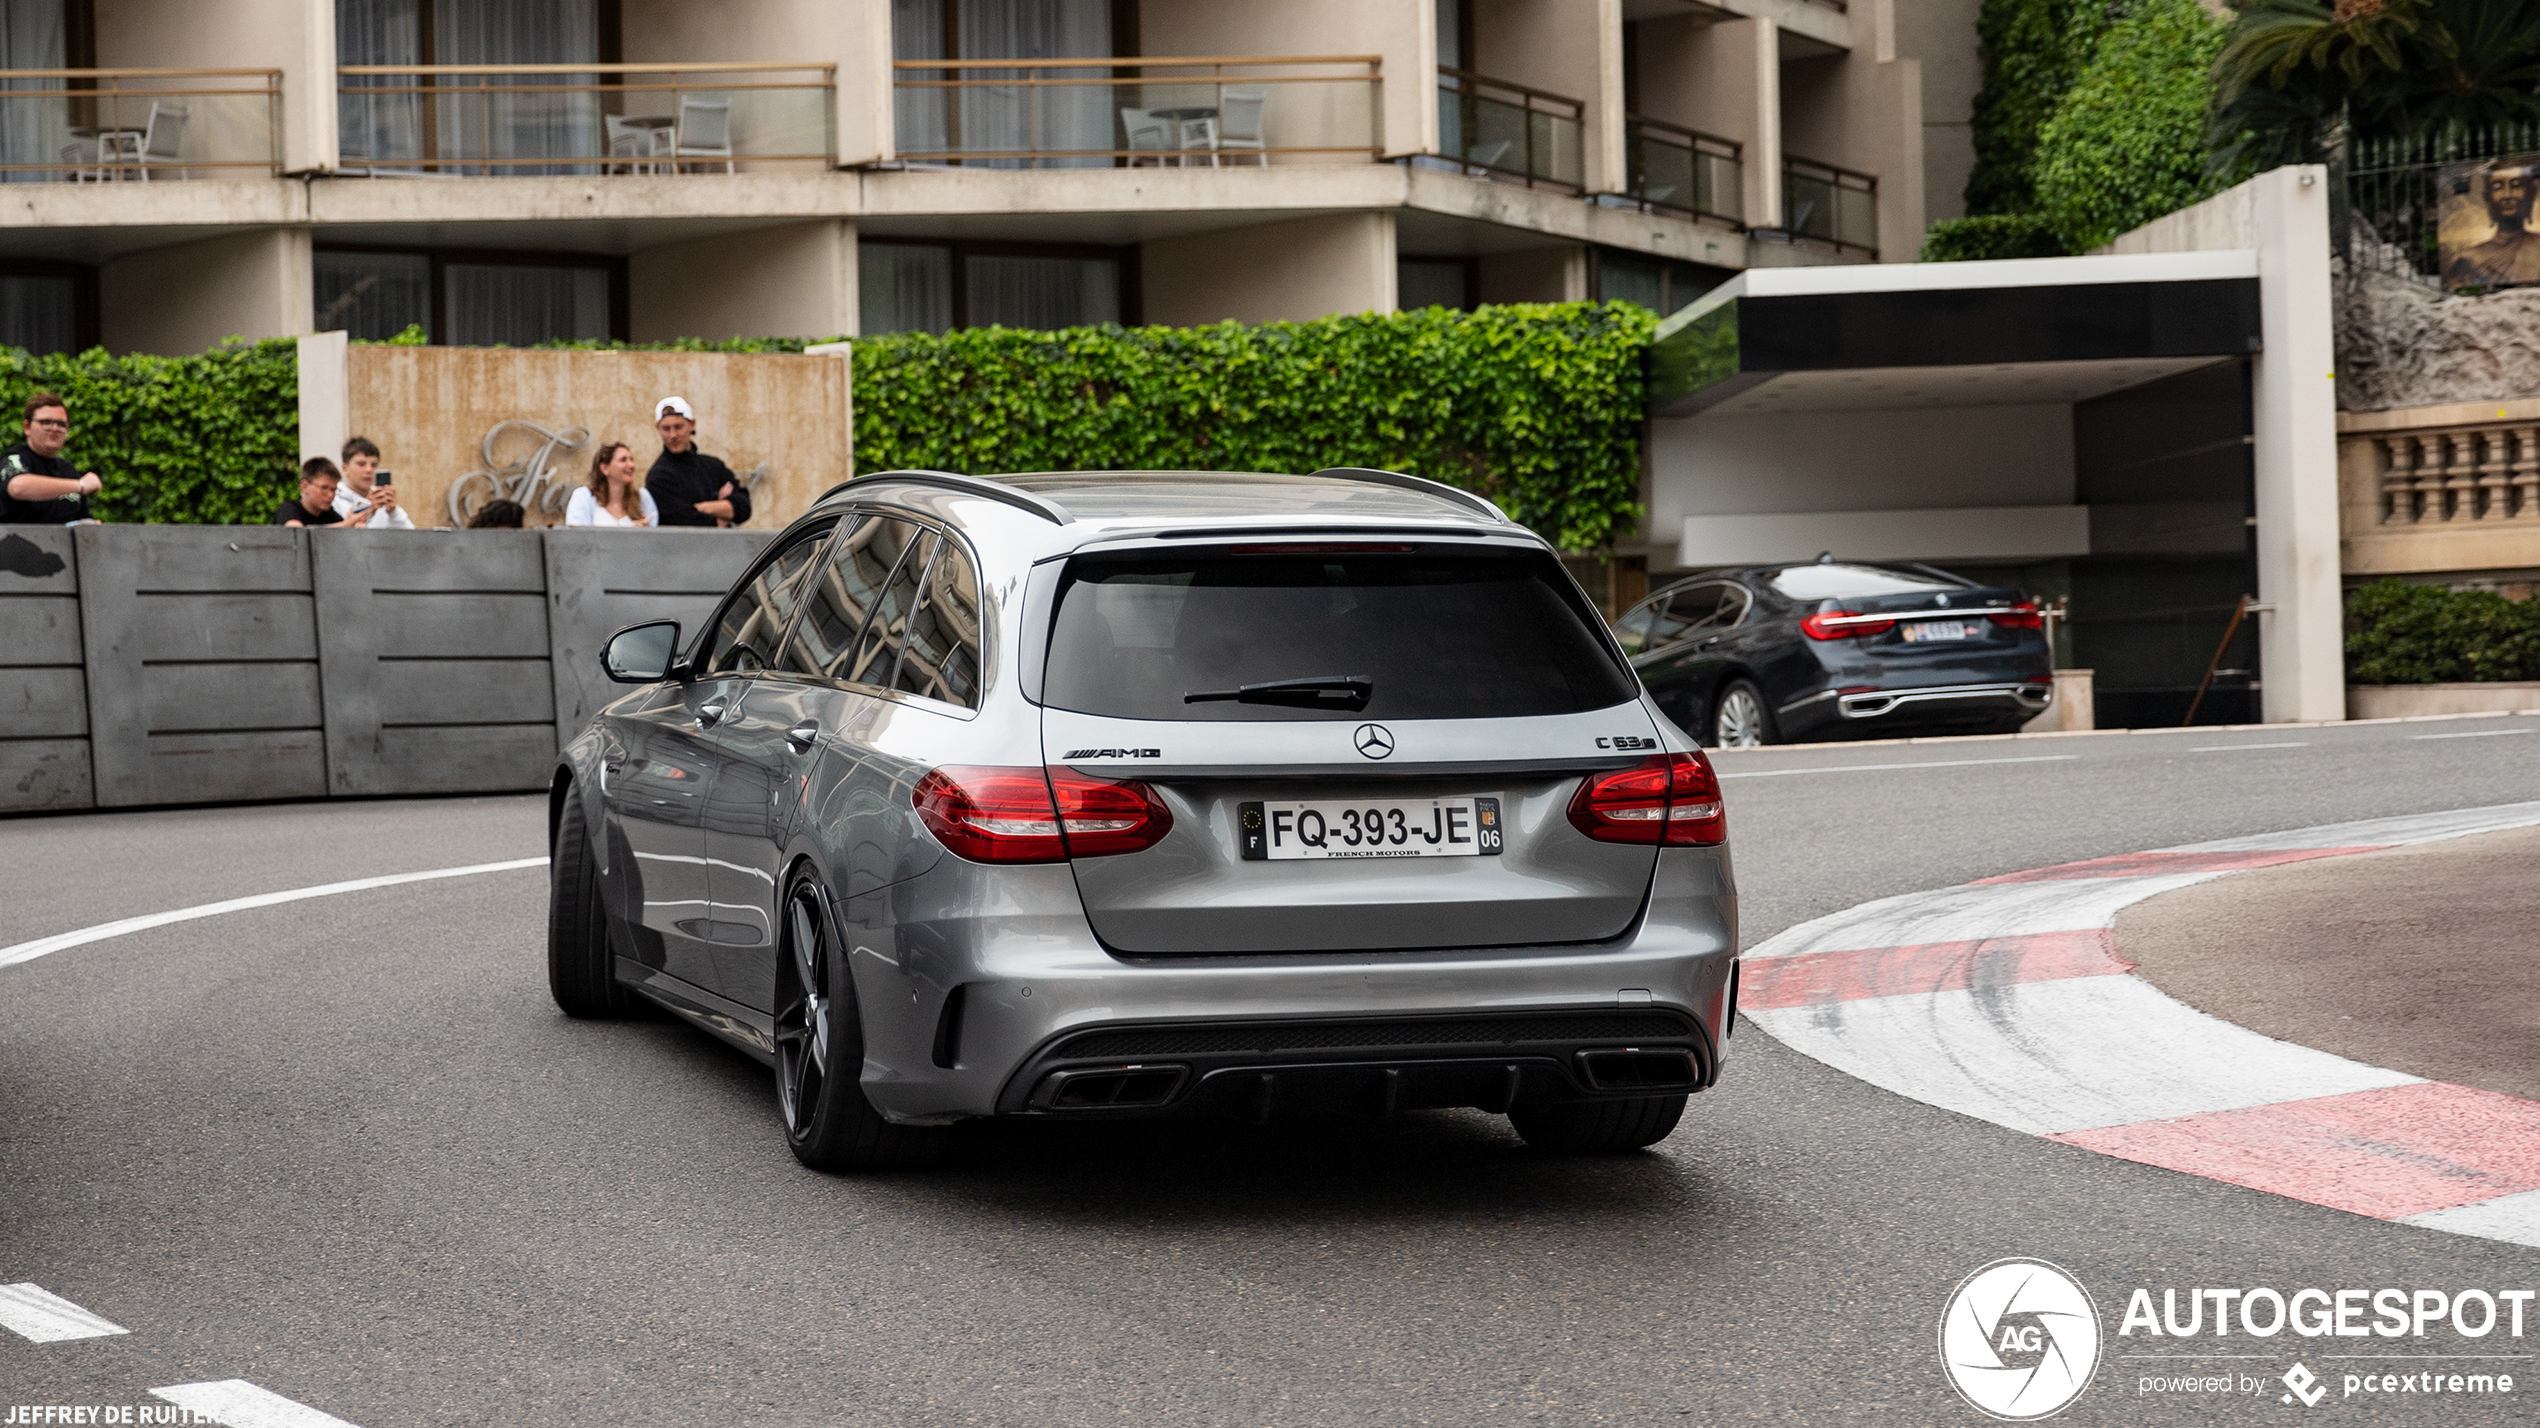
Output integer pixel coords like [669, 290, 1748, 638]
[1593, 248, 1729, 318]
[315, 247, 624, 344]
[1397, 258, 1476, 312]
[0, 265, 86, 355]
[892, 0, 1121, 168]
[860, 240, 1130, 335]
[336, 0, 619, 175]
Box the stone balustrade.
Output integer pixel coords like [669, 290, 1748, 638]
[2368, 422, 2540, 526]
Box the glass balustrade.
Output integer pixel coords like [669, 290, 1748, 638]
[334, 62, 833, 176]
[890, 57, 1380, 169]
[0, 69, 278, 182]
[1782, 155, 1878, 256]
[1435, 66, 1582, 192]
[1625, 116, 1741, 226]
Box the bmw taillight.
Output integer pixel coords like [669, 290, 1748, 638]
[1799, 609, 1896, 640]
[1566, 752, 1727, 847]
[1989, 600, 2044, 630]
[912, 766, 1173, 863]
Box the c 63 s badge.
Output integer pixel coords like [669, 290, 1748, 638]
[1597, 735, 1659, 751]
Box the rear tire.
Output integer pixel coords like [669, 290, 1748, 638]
[1711, 680, 1775, 748]
[774, 873, 950, 1172]
[548, 787, 641, 1018]
[1508, 1094, 1688, 1154]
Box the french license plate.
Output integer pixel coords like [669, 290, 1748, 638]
[1901, 620, 1983, 643]
[1239, 797, 1503, 861]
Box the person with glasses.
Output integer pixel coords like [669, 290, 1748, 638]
[2, 393, 104, 525]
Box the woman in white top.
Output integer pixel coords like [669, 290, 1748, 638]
[565, 441, 659, 528]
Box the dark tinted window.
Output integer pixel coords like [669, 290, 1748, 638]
[779, 516, 940, 690]
[1045, 549, 1637, 721]
[700, 523, 833, 675]
[1768, 563, 1966, 602]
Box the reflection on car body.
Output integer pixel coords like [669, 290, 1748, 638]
[1615, 559, 2055, 747]
[546, 468, 1742, 1171]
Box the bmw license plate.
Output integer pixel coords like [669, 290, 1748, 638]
[1238, 797, 1503, 861]
[1901, 620, 1983, 643]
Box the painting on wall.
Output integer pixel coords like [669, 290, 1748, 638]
[2441, 158, 2540, 291]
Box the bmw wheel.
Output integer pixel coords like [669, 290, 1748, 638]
[773, 872, 949, 1172]
[1712, 680, 1775, 748]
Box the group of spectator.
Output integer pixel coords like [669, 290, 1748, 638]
[2, 391, 757, 533]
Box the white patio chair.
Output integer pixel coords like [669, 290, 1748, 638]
[1215, 86, 1266, 164]
[136, 101, 187, 181]
[674, 95, 733, 173]
[1176, 115, 1218, 166]
[60, 134, 108, 182]
[1121, 108, 1173, 167]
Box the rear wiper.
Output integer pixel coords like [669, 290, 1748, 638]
[1184, 674, 1374, 712]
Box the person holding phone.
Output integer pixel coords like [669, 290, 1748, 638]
[333, 436, 413, 529]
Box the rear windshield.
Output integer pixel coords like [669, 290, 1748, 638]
[1044, 549, 1638, 721]
[1768, 563, 1968, 602]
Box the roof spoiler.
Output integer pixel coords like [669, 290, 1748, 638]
[1308, 467, 1510, 523]
[819, 469, 1073, 525]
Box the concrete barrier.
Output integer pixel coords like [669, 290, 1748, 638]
[2348, 682, 2540, 719]
[4, 526, 770, 815]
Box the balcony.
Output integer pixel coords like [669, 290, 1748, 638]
[1782, 154, 1876, 257]
[1624, 115, 1741, 228]
[1435, 67, 1583, 192]
[889, 56, 1381, 169]
[0, 69, 279, 182]
[333, 62, 834, 176]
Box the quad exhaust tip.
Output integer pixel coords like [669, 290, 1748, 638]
[1035, 1064, 1189, 1110]
[1576, 1047, 1700, 1093]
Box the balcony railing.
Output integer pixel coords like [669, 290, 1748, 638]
[2364, 422, 2540, 527]
[0, 69, 279, 182]
[1782, 154, 1877, 256]
[890, 56, 1381, 168]
[1436, 67, 1583, 192]
[334, 62, 834, 176]
[1624, 115, 1740, 226]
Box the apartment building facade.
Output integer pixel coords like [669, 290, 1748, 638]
[0, 0, 1966, 356]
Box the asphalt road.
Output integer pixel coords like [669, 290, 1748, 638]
[5, 713, 2539, 1426]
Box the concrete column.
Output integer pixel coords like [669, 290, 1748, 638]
[298, 330, 349, 467]
[2250, 164, 2343, 723]
[1591, 0, 1627, 195]
[628, 220, 858, 342]
[101, 228, 313, 355]
[1142, 213, 1397, 326]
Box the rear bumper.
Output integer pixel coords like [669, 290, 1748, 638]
[841, 844, 1739, 1124]
[1832, 681, 2051, 721]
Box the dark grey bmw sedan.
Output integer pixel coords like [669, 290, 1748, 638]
[548, 468, 1741, 1172]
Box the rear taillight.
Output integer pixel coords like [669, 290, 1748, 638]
[1799, 609, 1896, 640]
[1989, 600, 2044, 630]
[1567, 752, 1727, 847]
[912, 766, 1173, 863]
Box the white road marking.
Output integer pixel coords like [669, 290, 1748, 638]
[2166, 802, 2540, 854]
[1747, 976, 2420, 1136]
[2414, 728, 2534, 740]
[2402, 1189, 2540, 1248]
[2189, 742, 2309, 752]
[0, 1283, 128, 1342]
[0, 858, 549, 971]
[1716, 754, 2078, 779]
[152, 1381, 364, 1428]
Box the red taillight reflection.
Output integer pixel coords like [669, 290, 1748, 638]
[1989, 600, 2045, 630]
[1799, 610, 1896, 640]
[912, 766, 1173, 863]
[1567, 752, 1727, 847]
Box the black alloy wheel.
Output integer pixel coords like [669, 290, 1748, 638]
[772, 873, 949, 1172]
[548, 788, 641, 1018]
[1711, 679, 1776, 748]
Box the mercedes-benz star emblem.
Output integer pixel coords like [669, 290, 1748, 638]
[1353, 723, 1395, 760]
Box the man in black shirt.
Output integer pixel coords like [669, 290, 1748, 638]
[646, 395, 753, 528]
[274, 458, 347, 528]
[1, 392, 103, 524]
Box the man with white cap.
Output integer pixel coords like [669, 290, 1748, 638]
[645, 395, 753, 528]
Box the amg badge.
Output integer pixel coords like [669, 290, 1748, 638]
[1064, 747, 1162, 759]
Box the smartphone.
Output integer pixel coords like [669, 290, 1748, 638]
[374, 470, 393, 485]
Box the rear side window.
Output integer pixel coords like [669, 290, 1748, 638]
[777, 515, 984, 708]
[1044, 549, 1637, 721]
[1769, 563, 1965, 602]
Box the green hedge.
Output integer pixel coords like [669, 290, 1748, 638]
[2346, 579, 2540, 684]
[849, 304, 1656, 552]
[1920, 213, 2071, 262]
[0, 340, 299, 526]
[1965, 0, 2101, 216]
[2034, 0, 2243, 251]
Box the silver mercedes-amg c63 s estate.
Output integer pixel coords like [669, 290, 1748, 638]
[547, 468, 1741, 1170]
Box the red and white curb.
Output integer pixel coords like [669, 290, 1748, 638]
[1742, 802, 2540, 1247]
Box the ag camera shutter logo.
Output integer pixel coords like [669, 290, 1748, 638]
[1940, 1258, 2103, 1420]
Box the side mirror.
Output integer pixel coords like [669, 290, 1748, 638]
[603, 620, 684, 684]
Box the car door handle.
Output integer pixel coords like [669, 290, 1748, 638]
[786, 720, 819, 753]
[697, 700, 726, 728]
